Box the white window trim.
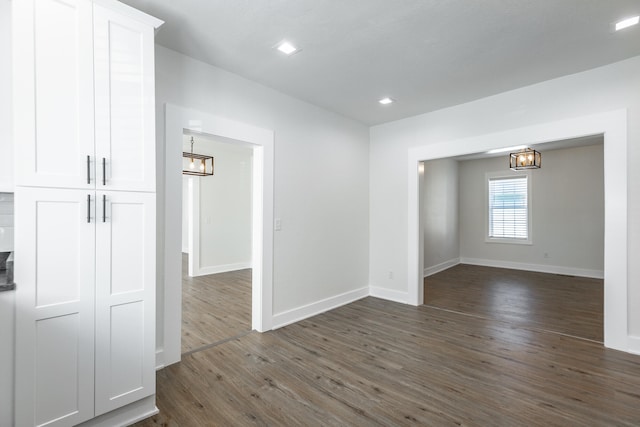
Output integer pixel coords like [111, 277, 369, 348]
[485, 170, 533, 245]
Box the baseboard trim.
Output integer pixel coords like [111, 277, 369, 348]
[272, 286, 369, 329]
[626, 336, 640, 355]
[155, 349, 165, 371]
[423, 258, 460, 277]
[459, 257, 604, 279]
[368, 286, 408, 304]
[193, 261, 252, 276]
[78, 396, 158, 427]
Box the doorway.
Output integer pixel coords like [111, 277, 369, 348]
[161, 105, 274, 367]
[421, 138, 605, 341]
[407, 109, 630, 352]
[181, 132, 253, 354]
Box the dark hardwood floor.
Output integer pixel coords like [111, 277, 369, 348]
[135, 296, 640, 426]
[425, 264, 603, 342]
[181, 254, 252, 354]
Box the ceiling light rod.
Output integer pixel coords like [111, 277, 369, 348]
[182, 136, 214, 176]
[509, 147, 541, 170]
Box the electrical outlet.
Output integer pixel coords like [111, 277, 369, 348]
[388, 271, 394, 279]
[274, 218, 282, 231]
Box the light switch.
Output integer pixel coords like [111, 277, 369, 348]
[275, 218, 282, 231]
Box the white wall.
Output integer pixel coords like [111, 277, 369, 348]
[423, 159, 459, 274]
[459, 144, 604, 276]
[370, 55, 640, 334]
[155, 46, 370, 349]
[0, 1, 13, 425]
[183, 134, 253, 273]
[181, 176, 189, 253]
[0, 0, 12, 192]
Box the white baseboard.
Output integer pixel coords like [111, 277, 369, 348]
[193, 261, 252, 276]
[368, 286, 408, 304]
[155, 349, 165, 370]
[272, 286, 369, 329]
[78, 396, 158, 427]
[626, 336, 640, 355]
[423, 258, 460, 277]
[460, 257, 604, 279]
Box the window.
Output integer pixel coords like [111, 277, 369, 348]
[487, 173, 531, 243]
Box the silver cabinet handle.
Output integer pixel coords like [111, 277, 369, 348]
[102, 158, 106, 186]
[87, 194, 91, 223]
[87, 155, 91, 184]
[102, 195, 106, 223]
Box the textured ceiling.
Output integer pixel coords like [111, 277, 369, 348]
[120, 0, 640, 125]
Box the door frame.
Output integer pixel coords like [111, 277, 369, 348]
[407, 109, 630, 352]
[161, 104, 274, 366]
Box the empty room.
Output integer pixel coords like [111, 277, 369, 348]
[1, 1, 640, 426]
[423, 138, 605, 343]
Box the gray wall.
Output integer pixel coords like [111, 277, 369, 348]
[369, 56, 639, 332]
[459, 143, 604, 274]
[154, 45, 370, 348]
[182, 135, 253, 272]
[423, 159, 459, 272]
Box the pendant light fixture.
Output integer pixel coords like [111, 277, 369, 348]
[182, 136, 214, 176]
[509, 147, 541, 170]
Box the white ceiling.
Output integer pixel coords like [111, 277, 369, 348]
[454, 134, 603, 161]
[120, 0, 640, 126]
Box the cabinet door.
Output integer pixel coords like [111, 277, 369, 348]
[94, 191, 156, 415]
[14, 187, 96, 427]
[13, 0, 95, 189]
[94, 5, 157, 192]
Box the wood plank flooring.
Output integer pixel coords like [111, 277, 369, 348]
[425, 264, 603, 342]
[181, 254, 252, 353]
[135, 296, 640, 426]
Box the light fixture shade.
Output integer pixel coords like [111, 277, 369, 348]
[509, 148, 541, 170]
[183, 136, 214, 176]
[182, 152, 214, 176]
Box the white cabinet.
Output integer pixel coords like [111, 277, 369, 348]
[14, 188, 96, 427]
[13, 0, 94, 190]
[15, 189, 156, 426]
[13, 0, 162, 426]
[14, 0, 157, 192]
[93, 4, 157, 192]
[95, 191, 156, 415]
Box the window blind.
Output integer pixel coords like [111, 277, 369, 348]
[488, 176, 528, 240]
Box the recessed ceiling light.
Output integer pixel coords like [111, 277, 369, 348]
[379, 97, 394, 105]
[615, 15, 639, 31]
[276, 41, 299, 55]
